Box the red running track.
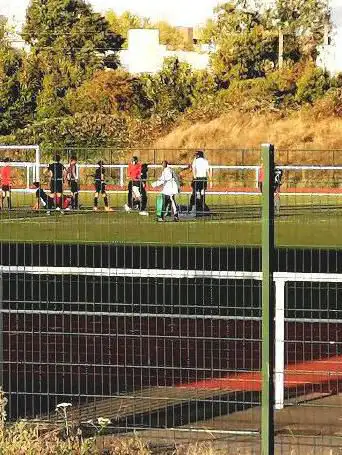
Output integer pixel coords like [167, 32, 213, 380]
[178, 355, 342, 392]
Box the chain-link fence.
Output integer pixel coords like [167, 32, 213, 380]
[0, 147, 342, 453]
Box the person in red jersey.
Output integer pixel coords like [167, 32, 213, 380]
[258, 165, 264, 194]
[124, 156, 142, 212]
[1, 157, 12, 209]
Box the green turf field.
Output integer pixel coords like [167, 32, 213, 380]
[1, 192, 342, 247]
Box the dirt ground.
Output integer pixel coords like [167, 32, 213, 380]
[130, 393, 342, 454]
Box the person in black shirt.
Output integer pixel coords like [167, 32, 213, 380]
[138, 163, 148, 215]
[93, 161, 111, 211]
[33, 182, 53, 214]
[48, 154, 66, 209]
[66, 155, 79, 209]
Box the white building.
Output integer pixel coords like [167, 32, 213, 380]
[119, 29, 210, 74]
[317, 3, 342, 75]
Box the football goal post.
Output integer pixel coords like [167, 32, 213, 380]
[0, 145, 40, 190]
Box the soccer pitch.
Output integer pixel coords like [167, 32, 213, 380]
[1, 192, 342, 247]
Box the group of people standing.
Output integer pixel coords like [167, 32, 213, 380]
[34, 155, 112, 213]
[2, 150, 211, 219]
[124, 150, 211, 221]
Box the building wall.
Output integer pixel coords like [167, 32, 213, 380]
[317, 4, 342, 74]
[119, 29, 210, 74]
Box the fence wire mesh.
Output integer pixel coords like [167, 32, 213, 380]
[0, 147, 342, 453]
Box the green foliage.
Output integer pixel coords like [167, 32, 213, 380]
[106, 10, 192, 50]
[312, 88, 342, 118]
[0, 45, 23, 134]
[0, 0, 335, 146]
[186, 63, 311, 120]
[11, 112, 162, 151]
[275, 0, 330, 59]
[66, 69, 134, 115]
[204, 0, 331, 84]
[0, 18, 42, 135]
[296, 62, 331, 103]
[197, 18, 216, 45]
[22, 0, 123, 68]
[22, 0, 124, 120]
[155, 21, 193, 51]
[106, 10, 151, 48]
[208, 2, 279, 83]
[132, 58, 213, 121]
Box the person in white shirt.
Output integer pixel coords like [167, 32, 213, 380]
[190, 150, 211, 213]
[152, 160, 179, 222]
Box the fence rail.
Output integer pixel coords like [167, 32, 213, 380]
[3, 264, 342, 413]
[5, 162, 342, 194]
[1, 144, 342, 453]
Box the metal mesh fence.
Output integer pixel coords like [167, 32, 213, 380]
[0, 147, 342, 453]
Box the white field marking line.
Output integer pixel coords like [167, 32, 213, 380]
[0, 217, 151, 225]
[0, 216, 336, 226]
[0, 212, 122, 223]
[175, 219, 260, 225]
[0, 217, 49, 223]
[2, 266, 342, 283]
[0, 215, 63, 223]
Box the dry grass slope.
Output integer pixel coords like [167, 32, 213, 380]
[154, 111, 342, 161]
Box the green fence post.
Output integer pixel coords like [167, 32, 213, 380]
[261, 143, 275, 455]
[0, 271, 3, 392]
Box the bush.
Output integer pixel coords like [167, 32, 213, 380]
[132, 58, 216, 122]
[311, 88, 342, 118]
[66, 69, 134, 115]
[2, 113, 165, 153]
[295, 61, 331, 104]
[205, 66, 297, 113]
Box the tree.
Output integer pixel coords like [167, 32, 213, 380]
[208, 2, 278, 84]
[204, 0, 330, 84]
[66, 69, 134, 114]
[106, 10, 151, 47]
[197, 18, 216, 45]
[0, 45, 23, 134]
[0, 18, 41, 134]
[23, 0, 123, 70]
[106, 10, 192, 50]
[274, 0, 330, 60]
[155, 21, 193, 51]
[296, 61, 330, 103]
[22, 0, 124, 119]
[133, 57, 209, 120]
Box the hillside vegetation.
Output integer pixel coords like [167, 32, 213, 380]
[154, 110, 342, 154]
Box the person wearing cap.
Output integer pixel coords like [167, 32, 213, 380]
[189, 150, 211, 214]
[93, 161, 112, 211]
[124, 156, 142, 212]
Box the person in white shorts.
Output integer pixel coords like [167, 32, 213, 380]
[152, 160, 179, 222]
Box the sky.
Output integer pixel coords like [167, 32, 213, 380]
[1, 0, 340, 36]
[0, 0, 219, 29]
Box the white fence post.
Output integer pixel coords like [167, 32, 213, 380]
[119, 166, 124, 188]
[26, 165, 30, 190]
[274, 279, 285, 410]
[35, 146, 40, 182]
[256, 166, 260, 189]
